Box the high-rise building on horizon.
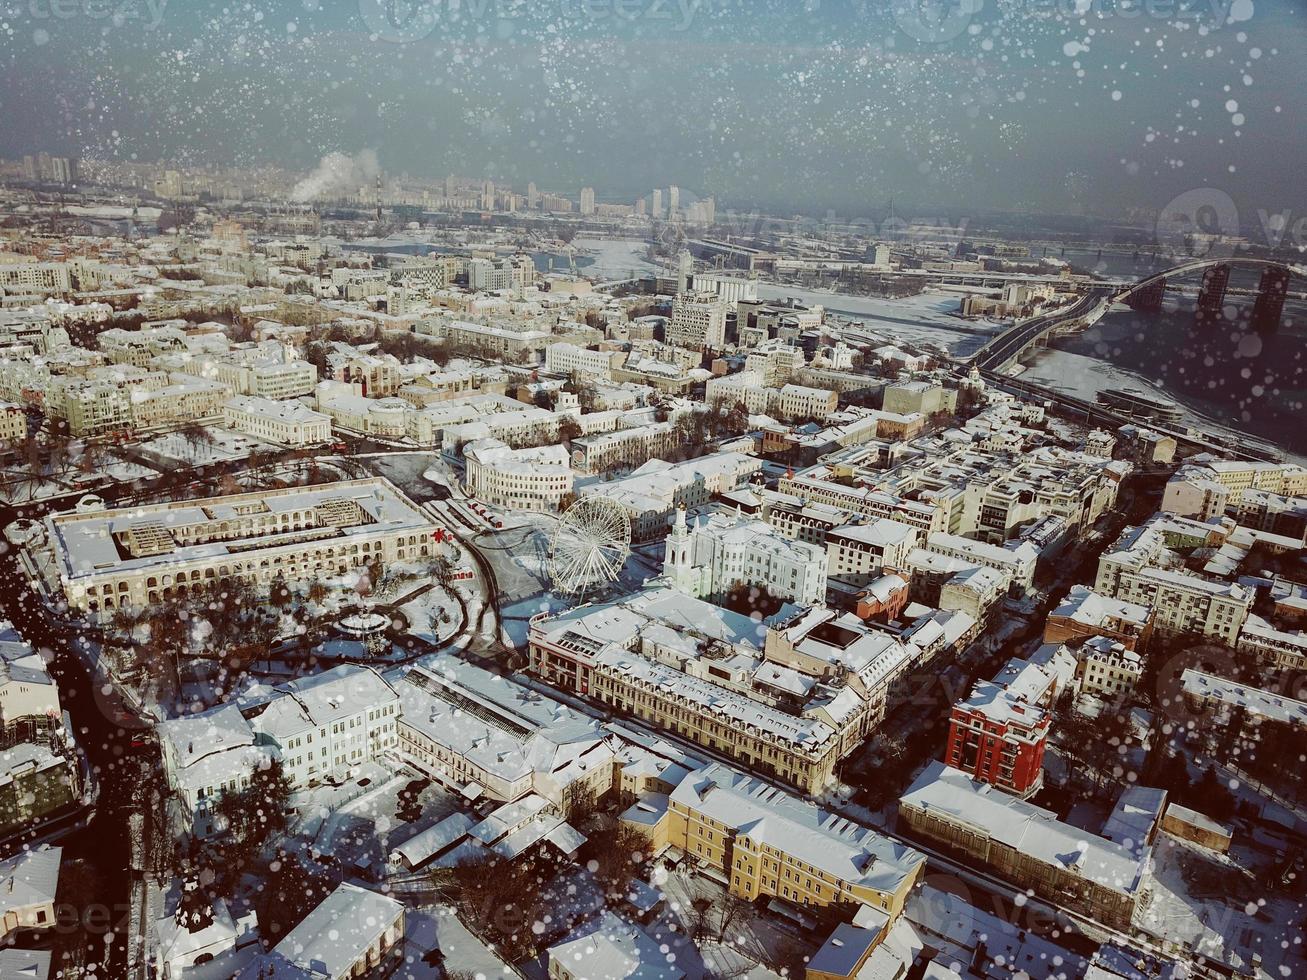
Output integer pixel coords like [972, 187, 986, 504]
[579, 186, 595, 215]
[651, 188, 662, 218]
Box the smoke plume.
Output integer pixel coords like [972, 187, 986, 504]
[290, 150, 381, 202]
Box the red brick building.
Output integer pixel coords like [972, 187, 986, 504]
[943, 656, 1062, 798]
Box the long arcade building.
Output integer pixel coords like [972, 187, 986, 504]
[46, 477, 439, 614]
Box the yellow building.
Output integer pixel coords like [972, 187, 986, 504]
[624, 764, 925, 915]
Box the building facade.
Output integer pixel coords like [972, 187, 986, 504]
[464, 438, 574, 512]
[47, 478, 436, 614]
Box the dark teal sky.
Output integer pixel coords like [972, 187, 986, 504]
[0, 0, 1304, 220]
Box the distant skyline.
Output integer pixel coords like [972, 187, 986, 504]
[1, 0, 1305, 225]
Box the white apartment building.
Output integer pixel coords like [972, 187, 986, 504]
[315, 382, 412, 438]
[667, 292, 727, 352]
[222, 395, 332, 447]
[464, 438, 574, 512]
[744, 342, 805, 385]
[0, 636, 61, 733]
[417, 318, 552, 359]
[467, 255, 535, 292]
[778, 383, 839, 421]
[58, 377, 135, 436]
[51, 367, 228, 437]
[46, 478, 436, 614]
[1237, 614, 1307, 673]
[175, 343, 317, 400]
[1085, 429, 1118, 459]
[157, 665, 400, 836]
[325, 343, 403, 397]
[1103, 564, 1250, 645]
[826, 520, 922, 585]
[939, 565, 1009, 625]
[1094, 514, 1251, 644]
[581, 452, 762, 542]
[128, 374, 230, 430]
[570, 420, 678, 474]
[0, 262, 73, 295]
[155, 704, 269, 837]
[250, 360, 317, 399]
[926, 532, 1038, 593]
[705, 373, 775, 415]
[98, 325, 190, 366]
[544, 342, 625, 380]
[1079, 637, 1142, 699]
[394, 655, 615, 808]
[441, 405, 560, 453]
[779, 467, 942, 534]
[882, 380, 956, 417]
[245, 666, 401, 789]
[663, 509, 827, 605]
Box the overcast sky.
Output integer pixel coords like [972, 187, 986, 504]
[1, 0, 1303, 222]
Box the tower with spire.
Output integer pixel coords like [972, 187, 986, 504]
[663, 504, 695, 594]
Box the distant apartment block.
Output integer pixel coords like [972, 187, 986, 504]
[666, 292, 727, 352]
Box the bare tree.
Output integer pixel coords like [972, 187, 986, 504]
[712, 892, 755, 943]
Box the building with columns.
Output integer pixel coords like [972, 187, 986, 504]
[45, 478, 437, 615]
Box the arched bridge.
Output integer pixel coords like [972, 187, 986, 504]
[970, 257, 1307, 372]
[1113, 256, 1307, 305]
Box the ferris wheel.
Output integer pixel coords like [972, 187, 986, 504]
[549, 496, 631, 598]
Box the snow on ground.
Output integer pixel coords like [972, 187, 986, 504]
[292, 761, 396, 842]
[365, 451, 448, 503]
[0, 473, 75, 504]
[500, 593, 573, 649]
[308, 771, 462, 875]
[570, 237, 662, 280]
[139, 426, 277, 465]
[656, 867, 802, 977]
[100, 458, 157, 482]
[755, 282, 1002, 357]
[474, 516, 556, 603]
[1016, 346, 1303, 463]
[1135, 834, 1272, 972]
[400, 586, 460, 645]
